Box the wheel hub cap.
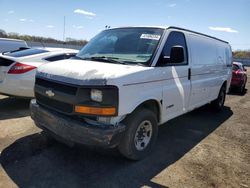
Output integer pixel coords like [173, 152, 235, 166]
[134, 120, 153, 151]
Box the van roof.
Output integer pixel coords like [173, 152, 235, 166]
[107, 26, 229, 44]
[0, 38, 26, 42]
[167, 26, 229, 44]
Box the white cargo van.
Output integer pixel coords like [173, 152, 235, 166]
[0, 38, 28, 53]
[30, 26, 232, 160]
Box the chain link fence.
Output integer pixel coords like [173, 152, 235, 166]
[233, 58, 250, 67]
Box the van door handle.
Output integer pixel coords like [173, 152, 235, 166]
[188, 68, 191, 80]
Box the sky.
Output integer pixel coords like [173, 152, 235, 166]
[0, 0, 249, 50]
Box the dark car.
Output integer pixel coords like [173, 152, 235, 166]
[230, 62, 247, 94]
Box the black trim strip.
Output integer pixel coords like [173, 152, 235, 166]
[188, 68, 191, 80]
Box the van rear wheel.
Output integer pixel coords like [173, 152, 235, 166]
[211, 85, 226, 111]
[118, 108, 158, 160]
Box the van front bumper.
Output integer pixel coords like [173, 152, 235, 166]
[30, 99, 126, 148]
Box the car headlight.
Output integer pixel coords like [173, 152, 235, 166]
[90, 89, 103, 102]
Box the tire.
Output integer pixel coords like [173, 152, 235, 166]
[239, 83, 245, 94]
[211, 85, 226, 111]
[118, 108, 158, 160]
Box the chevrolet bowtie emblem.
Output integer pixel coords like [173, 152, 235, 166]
[45, 90, 55, 97]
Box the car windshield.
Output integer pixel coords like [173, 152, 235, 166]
[232, 64, 240, 71]
[5, 48, 49, 57]
[76, 27, 164, 66]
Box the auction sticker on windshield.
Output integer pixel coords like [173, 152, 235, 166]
[140, 34, 161, 40]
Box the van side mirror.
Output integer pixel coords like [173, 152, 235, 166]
[170, 46, 185, 64]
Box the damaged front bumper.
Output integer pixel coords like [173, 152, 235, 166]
[30, 99, 126, 148]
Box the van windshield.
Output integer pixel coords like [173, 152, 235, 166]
[76, 28, 164, 66]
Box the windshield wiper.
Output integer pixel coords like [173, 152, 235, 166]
[73, 55, 85, 60]
[76, 56, 147, 66]
[86, 56, 128, 65]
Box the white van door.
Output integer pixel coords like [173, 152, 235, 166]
[156, 31, 191, 121]
[186, 34, 218, 110]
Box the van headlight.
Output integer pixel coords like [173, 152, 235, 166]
[90, 89, 103, 102]
[75, 86, 119, 116]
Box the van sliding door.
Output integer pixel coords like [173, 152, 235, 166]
[187, 34, 219, 109]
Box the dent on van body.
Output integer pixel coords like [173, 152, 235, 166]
[36, 59, 151, 86]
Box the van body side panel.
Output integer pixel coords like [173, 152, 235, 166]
[161, 66, 191, 122]
[225, 45, 233, 92]
[116, 29, 192, 124]
[154, 30, 191, 122]
[208, 41, 231, 99]
[115, 65, 191, 124]
[108, 68, 164, 119]
[186, 34, 229, 110]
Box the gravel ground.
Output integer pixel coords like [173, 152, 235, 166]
[0, 69, 249, 188]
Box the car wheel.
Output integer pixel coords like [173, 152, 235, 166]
[211, 85, 226, 111]
[239, 83, 245, 94]
[118, 108, 158, 160]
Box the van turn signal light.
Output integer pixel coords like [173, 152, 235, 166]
[74, 105, 116, 116]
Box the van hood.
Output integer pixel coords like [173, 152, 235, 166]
[36, 59, 151, 86]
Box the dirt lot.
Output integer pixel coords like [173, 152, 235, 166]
[0, 71, 249, 188]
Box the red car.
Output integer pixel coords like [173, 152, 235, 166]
[230, 62, 247, 93]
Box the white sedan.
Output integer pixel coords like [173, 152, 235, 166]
[0, 47, 78, 97]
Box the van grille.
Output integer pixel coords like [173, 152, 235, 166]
[35, 92, 73, 114]
[35, 77, 77, 114]
[36, 78, 77, 95]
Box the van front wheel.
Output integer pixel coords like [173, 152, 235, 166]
[211, 85, 226, 111]
[118, 109, 158, 160]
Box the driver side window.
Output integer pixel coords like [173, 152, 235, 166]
[157, 31, 188, 66]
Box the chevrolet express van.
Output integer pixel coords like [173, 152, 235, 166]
[30, 26, 232, 160]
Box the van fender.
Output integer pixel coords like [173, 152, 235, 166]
[126, 97, 162, 123]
